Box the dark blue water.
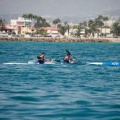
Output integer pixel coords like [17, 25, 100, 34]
[0, 41, 120, 120]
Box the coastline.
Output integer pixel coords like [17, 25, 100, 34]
[0, 37, 120, 43]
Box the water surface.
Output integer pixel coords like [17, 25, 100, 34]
[0, 41, 120, 120]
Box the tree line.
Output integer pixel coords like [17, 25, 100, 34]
[39, 15, 120, 37]
[52, 15, 120, 37]
[0, 14, 120, 37]
[22, 13, 50, 35]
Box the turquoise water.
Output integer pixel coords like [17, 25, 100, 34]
[0, 41, 120, 120]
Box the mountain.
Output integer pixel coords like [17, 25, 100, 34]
[103, 8, 120, 19]
[0, 9, 120, 24]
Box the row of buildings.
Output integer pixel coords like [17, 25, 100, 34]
[0, 17, 61, 38]
[0, 17, 116, 38]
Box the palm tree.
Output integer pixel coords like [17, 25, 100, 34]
[88, 19, 100, 38]
[97, 15, 109, 37]
[88, 20, 94, 27]
[58, 24, 67, 36]
[22, 13, 51, 34]
[41, 18, 50, 27]
[84, 28, 91, 38]
[90, 24, 99, 38]
[27, 13, 33, 27]
[33, 16, 50, 34]
[33, 15, 38, 23]
[103, 16, 109, 21]
[22, 14, 28, 20]
[88, 20, 96, 37]
[98, 15, 103, 21]
[0, 18, 4, 26]
[103, 16, 109, 36]
[111, 22, 120, 37]
[53, 18, 61, 28]
[73, 23, 83, 38]
[34, 16, 42, 34]
[64, 21, 70, 37]
[94, 18, 104, 37]
[0, 18, 5, 31]
[35, 16, 43, 28]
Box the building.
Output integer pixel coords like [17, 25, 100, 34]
[44, 27, 60, 37]
[20, 26, 35, 35]
[104, 20, 115, 27]
[0, 24, 15, 34]
[10, 17, 34, 35]
[65, 28, 85, 38]
[10, 17, 32, 27]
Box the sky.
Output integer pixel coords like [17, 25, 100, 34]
[0, 0, 120, 17]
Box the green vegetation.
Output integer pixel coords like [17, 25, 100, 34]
[37, 29, 47, 36]
[53, 18, 61, 28]
[87, 15, 109, 37]
[51, 15, 110, 38]
[1, 13, 120, 38]
[58, 24, 67, 36]
[52, 20, 70, 36]
[22, 13, 50, 33]
[73, 23, 84, 37]
[111, 21, 120, 37]
[0, 18, 6, 30]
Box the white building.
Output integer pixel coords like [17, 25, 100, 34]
[65, 28, 85, 38]
[10, 17, 32, 27]
[44, 27, 60, 38]
[101, 28, 110, 34]
[10, 17, 33, 35]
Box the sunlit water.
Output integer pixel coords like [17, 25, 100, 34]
[0, 41, 120, 120]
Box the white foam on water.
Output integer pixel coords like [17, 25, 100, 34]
[44, 62, 54, 64]
[87, 62, 103, 65]
[28, 59, 37, 64]
[27, 61, 35, 64]
[3, 62, 28, 65]
[3, 62, 56, 65]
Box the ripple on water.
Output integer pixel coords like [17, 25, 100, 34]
[0, 42, 120, 120]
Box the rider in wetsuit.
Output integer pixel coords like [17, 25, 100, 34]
[64, 53, 71, 63]
[37, 52, 46, 64]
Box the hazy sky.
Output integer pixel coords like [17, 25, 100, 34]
[0, 0, 120, 17]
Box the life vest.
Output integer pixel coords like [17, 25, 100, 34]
[64, 58, 70, 63]
[37, 56, 45, 64]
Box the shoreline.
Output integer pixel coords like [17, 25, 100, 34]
[0, 37, 120, 43]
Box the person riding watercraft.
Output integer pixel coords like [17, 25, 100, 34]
[37, 52, 46, 64]
[63, 53, 72, 63]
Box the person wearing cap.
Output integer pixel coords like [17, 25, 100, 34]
[64, 53, 72, 63]
[37, 52, 46, 64]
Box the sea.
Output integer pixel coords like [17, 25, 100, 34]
[0, 41, 120, 120]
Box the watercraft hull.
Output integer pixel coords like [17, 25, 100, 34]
[3, 61, 120, 66]
[88, 62, 120, 66]
[103, 62, 120, 66]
